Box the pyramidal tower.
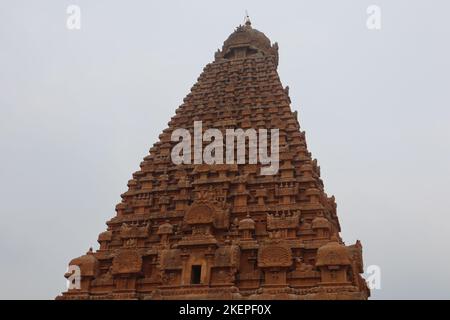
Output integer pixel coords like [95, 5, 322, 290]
[58, 19, 369, 300]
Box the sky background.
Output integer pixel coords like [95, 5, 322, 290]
[1, 0, 449, 299]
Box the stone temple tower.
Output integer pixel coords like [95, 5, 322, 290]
[58, 19, 370, 300]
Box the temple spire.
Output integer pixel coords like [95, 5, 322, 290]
[58, 18, 369, 301]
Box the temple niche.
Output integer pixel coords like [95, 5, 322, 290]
[57, 18, 369, 300]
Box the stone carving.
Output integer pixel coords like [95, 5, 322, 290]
[92, 267, 114, 286]
[159, 249, 182, 270]
[120, 222, 150, 239]
[294, 257, 314, 272]
[112, 249, 142, 275]
[185, 204, 215, 225]
[214, 245, 240, 268]
[258, 243, 292, 268]
[267, 211, 300, 230]
[157, 220, 174, 235]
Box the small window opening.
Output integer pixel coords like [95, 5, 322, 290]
[191, 265, 202, 284]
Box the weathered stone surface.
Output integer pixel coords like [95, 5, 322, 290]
[57, 18, 369, 300]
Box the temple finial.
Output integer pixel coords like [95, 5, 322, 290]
[244, 10, 251, 26]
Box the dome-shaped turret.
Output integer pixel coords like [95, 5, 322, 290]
[239, 214, 256, 230]
[312, 215, 331, 230]
[97, 230, 112, 242]
[67, 248, 98, 277]
[316, 239, 351, 267]
[223, 20, 271, 52]
[216, 18, 279, 67]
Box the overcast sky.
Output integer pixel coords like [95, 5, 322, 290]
[1, 0, 449, 299]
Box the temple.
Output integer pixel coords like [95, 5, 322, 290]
[58, 19, 370, 300]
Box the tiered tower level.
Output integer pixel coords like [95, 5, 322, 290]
[58, 20, 369, 300]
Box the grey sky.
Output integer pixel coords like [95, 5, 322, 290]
[0, 0, 449, 299]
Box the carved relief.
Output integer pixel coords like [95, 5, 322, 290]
[214, 245, 240, 268]
[185, 204, 215, 225]
[120, 222, 150, 239]
[112, 249, 142, 275]
[184, 201, 230, 230]
[267, 211, 300, 230]
[258, 243, 292, 268]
